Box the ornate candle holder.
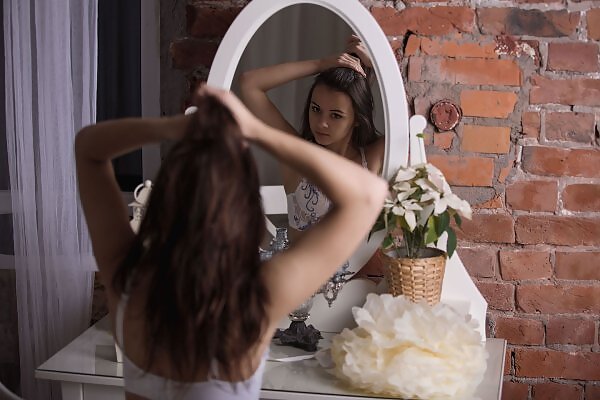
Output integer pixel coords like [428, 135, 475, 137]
[318, 261, 353, 307]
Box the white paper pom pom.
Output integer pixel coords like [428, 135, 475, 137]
[330, 294, 488, 399]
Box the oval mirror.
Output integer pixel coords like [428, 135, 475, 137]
[206, 0, 410, 332]
[208, 0, 409, 277]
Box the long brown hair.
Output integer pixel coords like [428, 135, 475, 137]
[301, 67, 380, 148]
[113, 96, 268, 381]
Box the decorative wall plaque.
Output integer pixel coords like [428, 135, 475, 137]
[430, 100, 462, 131]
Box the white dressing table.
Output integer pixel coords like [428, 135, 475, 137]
[36, 316, 506, 400]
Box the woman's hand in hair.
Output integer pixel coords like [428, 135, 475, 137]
[319, 52, 366, 77]
[346, 34, 373, 69]
[196, 84, 265, 142]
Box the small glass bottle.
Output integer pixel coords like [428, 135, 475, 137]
[270, 227, 289, 252]
[259, 227, 288, 261]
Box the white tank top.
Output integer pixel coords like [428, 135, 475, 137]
[115, 293, 268, 399]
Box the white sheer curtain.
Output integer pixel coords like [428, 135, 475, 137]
[4, 1, 98, 398]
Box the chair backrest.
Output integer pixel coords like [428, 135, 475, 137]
[0, 381, 22, 400]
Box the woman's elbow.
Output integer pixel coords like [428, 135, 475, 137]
[238, 71, 253, 91]
[348, 176, 387, 216]
[74, 127, 86, 158]
[74, 125, 95, 161]
[367, 177, 388, 210]
[238, 70, 265, 95]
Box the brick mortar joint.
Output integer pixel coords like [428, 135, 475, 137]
[515, 279, 600, 288]
[488, 312, 600, 322]
[520, 140, 600, 150]
[505, 376, 599, 391]
[389, 2, 578, 12]
[539, 70, 600, 80]
[187, 0, 249, 8]
[509, 341, 599, 350]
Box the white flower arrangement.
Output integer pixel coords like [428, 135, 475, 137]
[329, 293, 488, 399]
[371, 163, 472, 258]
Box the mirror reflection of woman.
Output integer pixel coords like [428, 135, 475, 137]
[75, 85, 387, 399]
[239, 36, 385, 275]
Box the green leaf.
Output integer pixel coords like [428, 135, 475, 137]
[416, 133, 424, 138]
[446, 227, 457, 258]
[371, 218, 385, 233]
[453, 213, 462, 227]
[435, 212, 450, 236]
[425, 218, 438, 244]
[368, 214, 386, 241]
[398, 216, 410, 231]
[381, 235, 394, 249]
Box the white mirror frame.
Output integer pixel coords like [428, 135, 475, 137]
[208, 0, 409, 274]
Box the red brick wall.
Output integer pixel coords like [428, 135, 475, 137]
[167, 1, 600, 398]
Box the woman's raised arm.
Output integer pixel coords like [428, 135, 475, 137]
[74, 115, 190, 283]
[238, 59, 321, 135]
[238, 54, 365, 134]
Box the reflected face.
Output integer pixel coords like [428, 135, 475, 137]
[308, 84, 356, 146]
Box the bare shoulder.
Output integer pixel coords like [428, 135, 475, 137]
[364, 136, 385, 175]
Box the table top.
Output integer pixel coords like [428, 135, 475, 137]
[36, 317, 505, 399]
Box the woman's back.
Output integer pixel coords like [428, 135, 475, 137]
[114, 282, 271, 400]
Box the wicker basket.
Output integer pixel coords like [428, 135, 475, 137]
[382, 248, 447, 306]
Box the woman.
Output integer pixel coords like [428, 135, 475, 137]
[75, 85, 387, 399]
[239, 36, 385, 273]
